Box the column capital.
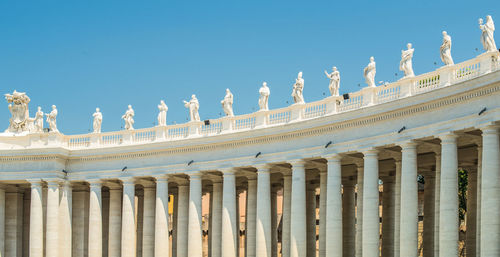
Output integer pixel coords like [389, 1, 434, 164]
[136, 178, 156, 188]
[362, 148, 379, 157]
[288, 159, 307, 168]
[103, 181, 122, 190]
[479, 124, 499, 135]
[220, 167, 237, 175]
[254, 163, 272, 172]
[189, 172, 203, 180]
[120, 177, 136, 186]
[87, 179, 103, 189]
[438, 132, 459, 143]
[399, 140, 418, 149]
[154, 175, 169, 184]
[45, 178, 64, 187]
[323, 153, 343, 161]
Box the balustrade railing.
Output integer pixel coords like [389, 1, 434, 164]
[52, 52, 500, 149]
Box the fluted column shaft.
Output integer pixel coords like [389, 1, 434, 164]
[60, 181, 72, 257]
[342, 179, 356, 257]
[282, 173, 292, 257]
[211, 182, 222, 257]
[143, 186, 156, 257]
[480, 126, 500, 256]
[319, 170, 327, 257]
[326, 155, 342, 257]
[256, 167, 272, 257]
[271, 188, 278, 257]
[465, 168, 477, 257]
[177, 185, 189, 257]
[109, 188, 122, 257]
[155, 178, 169, 257]
[381, 177, 394, 257]
[362, 150, 379, 257]
[355, 166, 364, 257]
[188, 174, 203, 257]
[290, 161, 307, 257]
[246, 178, 257, 257]
[122, 180, 136, 257]
[46, 180, 60, 257]
[439, 134, 459, 257]
[222, 170, 238, 257]
[400, 142, 418, 257]
[306, 185, 316, 257]
[89, 181, 103, 257]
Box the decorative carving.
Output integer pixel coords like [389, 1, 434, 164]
[259, 82, 270, 111]
[183, 95, 200, 122]
[364, 57, 376, 87]
[479, 15, 497, 52]
[324, 67, 340, 96]
[440, 31, 454, 65]
[157, 100, 168, 126]
[291, 71, 305, 104]
[122, 105, 134, 130]
[45, 105, 58, 133]
[400, 43, 415, 78]
[93, 108, 103, 133]
[221, 89, 234, 117]
[4, 90, 31, 133]
[34, 107, 44, 133]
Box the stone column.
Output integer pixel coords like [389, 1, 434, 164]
[306, 184, 316, 257]
[466, 167, 477, 257]
[319, 170, 327, 257]
[423, 171, 435, 257]
[108, 186, 122, 257]
[46, 180, 60, 257]
[439, 133, 459, 257]
[325, 155, 342, 257]
[475, 145, 482, 257]
[256, 165, 272, 257]
[59, 181, 72, 257]
[271, 186, 278, 257]
[121, 179, 136, 257]
[221, 170, 238, 257]
[290, 160, 307, 257]
[72, 189, 86, 257]
[172, 191, 178, 257]
[355, 166, 364, 257]
[480, 125, 500, 256]
[0, 185, 4, 257]
[342, 177, 356, 257]
[246, 178, 257, 257]
[177, 184, 189, 257]
[188, 174, 203, 257]
[381, 177, 394, 257]
[362, 149, 379, 257]
[394, 160, 401, 257]
[400, 141, 418, 257]
[89, 180, 103, 257]
[282, 172, 292, 257]
[155, 177, 169, 257]
[433, 153, 441, 257]
[142, 184, 155, 257]
[211, 181, 222, 257]
[5, 190, 23, 257]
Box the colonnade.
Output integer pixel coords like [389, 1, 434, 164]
[0, 126, 499, 257]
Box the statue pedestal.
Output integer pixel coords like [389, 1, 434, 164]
[222, 117, 233, 132]
[188, 121, 202, 137]
[290, 104, 304, 122]
[362, 86, 377, 107]
[325, 96, 341, 115]
[255, 111, 268, 128]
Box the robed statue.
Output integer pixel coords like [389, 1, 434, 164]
[45, 105, 58, 133]
[258, 82, 270, 111]
[291, 71, 305, 104]
[440, 31, 454, 65]
[122, 105, 135, 130]
[479, 15, 497, 52]
[157, 100, 168, 126]
[184, 95, 200, 122]
[34, 107, 44, 133]
[400, 43, 415, 78]
[364, 57, 376, 87]
[4, 90, 31, 133]
[221, 89, 234, 117]
[93, 108, 103, 133]
[324, 67, 340, 96]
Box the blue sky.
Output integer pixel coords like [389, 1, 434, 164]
[0, 1, 498, 134]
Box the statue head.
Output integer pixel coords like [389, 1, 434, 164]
[226, 88, 230, 93]
[191, 94, 196, 99]
[442, 31, 447, 36]
[486, 15, 492, 22]
[128, 105, 132, 109]
[479, 18, 483, 25]
[370, 56, 374, 62]
[407, 43, 412, 49]
[332, 66, 337, 71]
[52, 105, 56, 110]
[262, 82, 267, 87]
[298, 71, 303, 78]
[96, 107, 100, 112]
[37, 106, 41, 111]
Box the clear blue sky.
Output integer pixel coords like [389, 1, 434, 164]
[0, 1, 498, 134]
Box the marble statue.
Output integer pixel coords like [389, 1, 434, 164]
[324, 67, 340, 96]
[400, 43, 415, 78]
[258, 82, 270, 111]
[364, 57, 376, 87]
[221, 89, 234, 117]
[4, 90, 31, 133]
[479, 15, 497, 52]
[34, 107, 44, 133]
[183, 95, 200, 122]
[93, 108, 103, 133]
[440, 31, 454, 65]
[122, 105, 135, 130]
[45, 105, 58, 133]
[291, 71, 305, 104]
[157, 100, 168, 126]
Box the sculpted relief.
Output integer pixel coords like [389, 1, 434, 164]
[4, 90, 31, 133]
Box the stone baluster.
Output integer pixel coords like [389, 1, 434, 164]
[439, 133, 459, 257]
[187, 173, 203, 257]
[256, 164, 272, 257]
